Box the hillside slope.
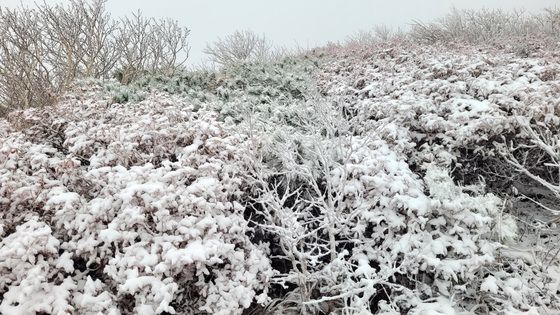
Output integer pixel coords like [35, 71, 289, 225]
[1, 42, 560, 314]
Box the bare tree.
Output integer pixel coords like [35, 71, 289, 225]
[115, 12, 190, 84]
[0, 6, 56, 113]
[410, 7, 560, 45]
[37, 0, 120, 85]
[537, 7, 560, 37]
[204, 30, 282, 66]
[346, 24, 400, 46]
[0, 0, 190, 115]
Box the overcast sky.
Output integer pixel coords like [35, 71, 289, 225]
[2, 0, 557, 65]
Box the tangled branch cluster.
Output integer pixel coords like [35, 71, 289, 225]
[0, 0, 190, 115]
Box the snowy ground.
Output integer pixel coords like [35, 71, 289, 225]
[1, 41, 560, 314]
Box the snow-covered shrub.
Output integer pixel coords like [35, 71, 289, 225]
[1, 31, 560, 314]
[100, 56, 317, 130]
[0, 89, 273, 314]
[240, 94, 551, 313]
[0, 219, 76, 315]
[315, 42, 560, 185]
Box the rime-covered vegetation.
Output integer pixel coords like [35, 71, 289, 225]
[2, 4, 560, 315]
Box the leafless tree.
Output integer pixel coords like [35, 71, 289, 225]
[37, 0, 120, 83]
[410, 7, 560, 45]
[346, 24, 400, 46]
[204, 30, 282, 66]
[116, 11, 190, 84]
[0, 6, 56, 113]
[0, 0, 190, 115]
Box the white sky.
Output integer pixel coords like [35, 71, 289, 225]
[2, 0, 557, 65]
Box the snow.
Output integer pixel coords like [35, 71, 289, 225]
[481, 275, 500, 294]
[453, 98, 492, 113]
[1, 39, 560, 314]
[411, 297, 456, 315]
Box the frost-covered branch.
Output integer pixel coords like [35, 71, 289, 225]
[0, 0, 191, 114]
[204, 30, 283, 66]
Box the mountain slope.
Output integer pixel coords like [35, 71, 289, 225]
[1, 42, 559, 314]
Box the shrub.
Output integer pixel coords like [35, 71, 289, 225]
[204, 30, 285, 66]
[0, 89, 273, 314]
[0, 0, 190, 115]
[410, 7, 560, 52]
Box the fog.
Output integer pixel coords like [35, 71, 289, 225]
[2, 0, 556, 64]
